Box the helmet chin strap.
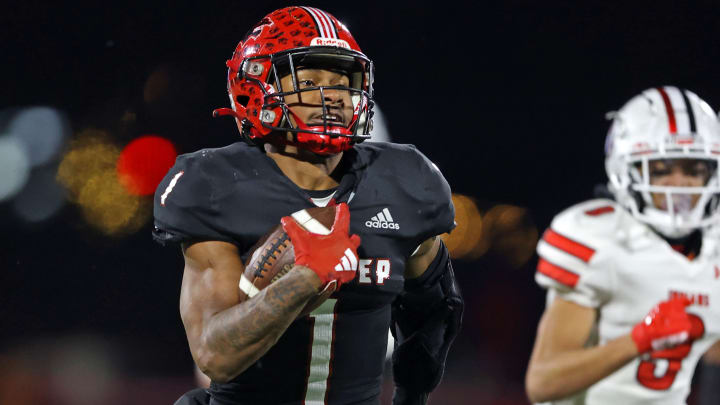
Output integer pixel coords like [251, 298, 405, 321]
[213, 108, 257, 145]
[212, 107, 240, 119]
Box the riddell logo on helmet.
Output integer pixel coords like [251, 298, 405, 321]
[311, 37, 350, 49]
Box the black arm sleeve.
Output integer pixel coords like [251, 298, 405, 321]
[391, 242, 463, 404]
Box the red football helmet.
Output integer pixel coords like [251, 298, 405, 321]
[214, 6, 375, 155]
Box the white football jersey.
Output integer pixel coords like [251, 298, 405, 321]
[535, 199, 720, 405]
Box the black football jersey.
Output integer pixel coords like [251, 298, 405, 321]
[154, 141, 455, 405]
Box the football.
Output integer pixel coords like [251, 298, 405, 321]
[240, 205, 338, 317]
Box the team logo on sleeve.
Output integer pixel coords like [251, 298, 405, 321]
[365, 208, 399, 230]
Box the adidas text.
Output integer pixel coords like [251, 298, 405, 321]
[365, 220, 400, 230]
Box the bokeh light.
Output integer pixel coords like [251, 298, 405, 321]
[442, 194, 485, 260]
[368, 103, 391, 143]
[12, 165, 67, 223]
[0, 135, 31, 202]
[7, 106, 68, 167]
[57, 130, 120, 198]
[116, 135, 177, 196]
[57, 129, 151, 236]
[441, 195, 538, 267]
[483, 204, 538, 268]
[0, 336, 121, 405]
[77, 171, 151, 235]
[143, 67, 171, 103]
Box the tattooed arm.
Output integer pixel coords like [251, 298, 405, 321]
[180, 240, 322, 382]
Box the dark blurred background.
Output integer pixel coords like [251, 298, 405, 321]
[2, 1, 720, 403]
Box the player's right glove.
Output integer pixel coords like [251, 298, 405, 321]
[281, 203, 361, 288]
[631, 297, 692, 354]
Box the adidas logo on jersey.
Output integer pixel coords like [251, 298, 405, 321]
[365, 208, 400, 230]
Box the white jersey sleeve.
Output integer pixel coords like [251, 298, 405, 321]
[535, 199, 621, 308]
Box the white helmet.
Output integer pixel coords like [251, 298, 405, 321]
[605, 86, 720, 238]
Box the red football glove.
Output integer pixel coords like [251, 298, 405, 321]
[632, 297, 692, 354]
[281, 203, 361, 288]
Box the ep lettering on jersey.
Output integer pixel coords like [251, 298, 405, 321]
[357, 258, 391, 285]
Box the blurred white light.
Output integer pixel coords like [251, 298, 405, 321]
[7, 106, 68, 166]
[385, 329, 395, 360]
[369, 104, 392, 143]
[0, 135, 31, 202]
[13, 165, 66, 222]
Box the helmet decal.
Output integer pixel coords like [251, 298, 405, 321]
[655, 86, 700, 137]
[679, 89, 698, 134]
[656, 87, 678, 134]
[301, 6, 339, 38]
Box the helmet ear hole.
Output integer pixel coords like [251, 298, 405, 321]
[236, 95, 250, 107]
[705, 194, 720, 216]
[631, 189, 646, 212]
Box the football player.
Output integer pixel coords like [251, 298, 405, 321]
[153, 6, 462, 405]
[525, 86, 720, 404]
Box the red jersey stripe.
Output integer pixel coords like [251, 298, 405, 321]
[657, 87, 678, 134]
[543, 229, 596, 262]
[537, 258, 580, 288]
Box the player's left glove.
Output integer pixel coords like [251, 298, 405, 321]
[644, 310, 704, 361]
[281, 203, 361, 289]
[631, 297, 692, 354]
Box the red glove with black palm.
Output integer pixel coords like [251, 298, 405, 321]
[281, 203, 361, 289]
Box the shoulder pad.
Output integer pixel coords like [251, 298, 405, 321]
[534, 199, 622, 307]
[398, 144, 456, 241]
[152, 149, 234, 245]
[549, 199, 624, 243]
[354, 142, 455, 242]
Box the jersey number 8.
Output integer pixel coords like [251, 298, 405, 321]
[636, 313, 705, 390]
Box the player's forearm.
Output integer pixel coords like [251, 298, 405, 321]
[526, 334, 638, 402]
[198, 266, 321, 382]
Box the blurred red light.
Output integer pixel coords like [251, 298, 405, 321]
[117, 135, 177, 196]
